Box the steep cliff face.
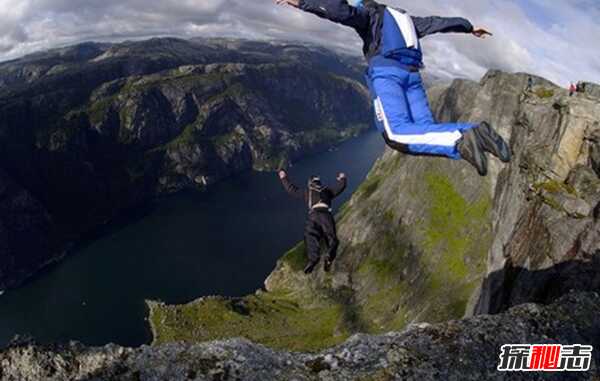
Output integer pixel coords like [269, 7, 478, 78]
[150, 71, 600, 353]
[2, 69, 600, 379]
[473, 75, 600, 314]
[2, 292, 599, 380]
[0, 169, 56, 285]
[0, 38, 371, 290]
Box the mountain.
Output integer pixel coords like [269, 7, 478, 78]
[148, 70, 600, 357]
[2, 70, 600, 379]
[0, 38, 372, 290]
[2, 292, 598, 380]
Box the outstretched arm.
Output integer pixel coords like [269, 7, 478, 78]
[279, 170, 304, 199]
[276, 0, 370, 31]
[329, 173, 347, 198]
[412, 16, 492, 39]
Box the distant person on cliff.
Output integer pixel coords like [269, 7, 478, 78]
[275, 0, 511, 176]
[526, 77, 534, 92]
[278, 170, 347, 274]
[569, 83, 576, 96]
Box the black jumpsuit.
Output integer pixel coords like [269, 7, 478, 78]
[281, 176, 347, 263]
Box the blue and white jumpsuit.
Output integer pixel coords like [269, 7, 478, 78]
[298, 0, 476, 159]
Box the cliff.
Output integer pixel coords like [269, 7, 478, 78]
[3, 63, 600, 379]
[149, 71, 600, 355]
[0, 38, 371, 290]
[1, 292, 598, 380]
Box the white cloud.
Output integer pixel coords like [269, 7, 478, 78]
[0, 0, 597, 86]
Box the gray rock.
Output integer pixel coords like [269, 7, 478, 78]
[474, 73, 600, 315]
[580, 81, 600, 99]
[1, 292, 598, 380]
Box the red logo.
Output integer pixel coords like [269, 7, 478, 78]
[498, 344, 593, 372]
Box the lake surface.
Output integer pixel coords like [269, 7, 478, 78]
[0, 132, 384, 348]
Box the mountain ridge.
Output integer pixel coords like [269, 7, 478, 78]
[0, 38, 371, 290]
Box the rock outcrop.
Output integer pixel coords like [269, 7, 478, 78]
[0, 38, 371, 290]
[150, 71, 600, 354]
[472, 74, 600, 314]
[3, 52, 600, 378]
[580, 82, 600, 99]
[1, 292, 599, 380]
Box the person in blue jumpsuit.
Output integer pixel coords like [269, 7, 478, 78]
[275, 0, 511, 176]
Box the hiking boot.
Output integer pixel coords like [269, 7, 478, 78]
[304, 260, 319, 274]
[457, 129, 488, 176]
[473, 122, 511, 163]
[324, 258, 333, 273]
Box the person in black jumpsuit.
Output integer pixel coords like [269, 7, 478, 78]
[279, 170, 347, 274]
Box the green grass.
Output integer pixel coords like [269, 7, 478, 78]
[149, 290, 350, 352]
[281, 242, 307, 272]
[533, 180, 577, 196]
[359, 285, 408, 332]
[357, 173, 382, 200]
[423, 172, 490, 280]
[415, 171, 492, 322]
[357, 227, 408, 285]
[535, 87, 555, 99]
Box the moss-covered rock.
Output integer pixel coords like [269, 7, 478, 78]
[149, 291, 352, 352]
[5, 292, 600, 380]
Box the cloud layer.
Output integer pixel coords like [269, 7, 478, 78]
[0, 0, 597, 85]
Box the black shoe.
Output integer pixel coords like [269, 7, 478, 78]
[473, 122, 511, 163]
[324, 258, 333, 273]
[457, 129, 488, 176]
[304, 260, 319, 274]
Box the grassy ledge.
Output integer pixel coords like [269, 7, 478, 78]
[147, 290, 351, 352]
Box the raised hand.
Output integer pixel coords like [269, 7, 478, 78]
[472, 27, 493, 39]
[275, 0, 300, 7]
[278, 170, 287, 179]
[337, 173, 346, 180]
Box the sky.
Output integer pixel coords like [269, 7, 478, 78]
[0, 0, 598, 85]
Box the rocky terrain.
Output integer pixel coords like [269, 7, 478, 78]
[148, 70, 600, 359]
[2, 59, 600, 379]
[0, 38, 371, 290]
[1, 292, 598, 380]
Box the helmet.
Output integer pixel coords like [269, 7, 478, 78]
[309, 176, 322, 188]
[347, 0, 364, 8]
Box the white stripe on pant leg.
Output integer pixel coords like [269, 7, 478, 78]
[376, 97, 462, 147]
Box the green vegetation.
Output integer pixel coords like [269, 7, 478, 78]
[281, 242, 306, 272]
[418, 171, 492, 321]
[359, 285, 408, 332]
[532, 179, 579, 212]
[212, 129, 245, 147]
[167, 124, 201, 149]
[357, 173, 382, 200]
[149, 290, 350, 352]
[423, 172, 490, 280]
[149, 166, 493, 352]
[121, 72, 226, 95]
[357, 228, 407, 285]
[533, 179, 577, 196]
[535, 87, 555, 99]
[88, 97, 115, 125]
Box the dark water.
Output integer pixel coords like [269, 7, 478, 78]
[0, 132, 384, 348]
